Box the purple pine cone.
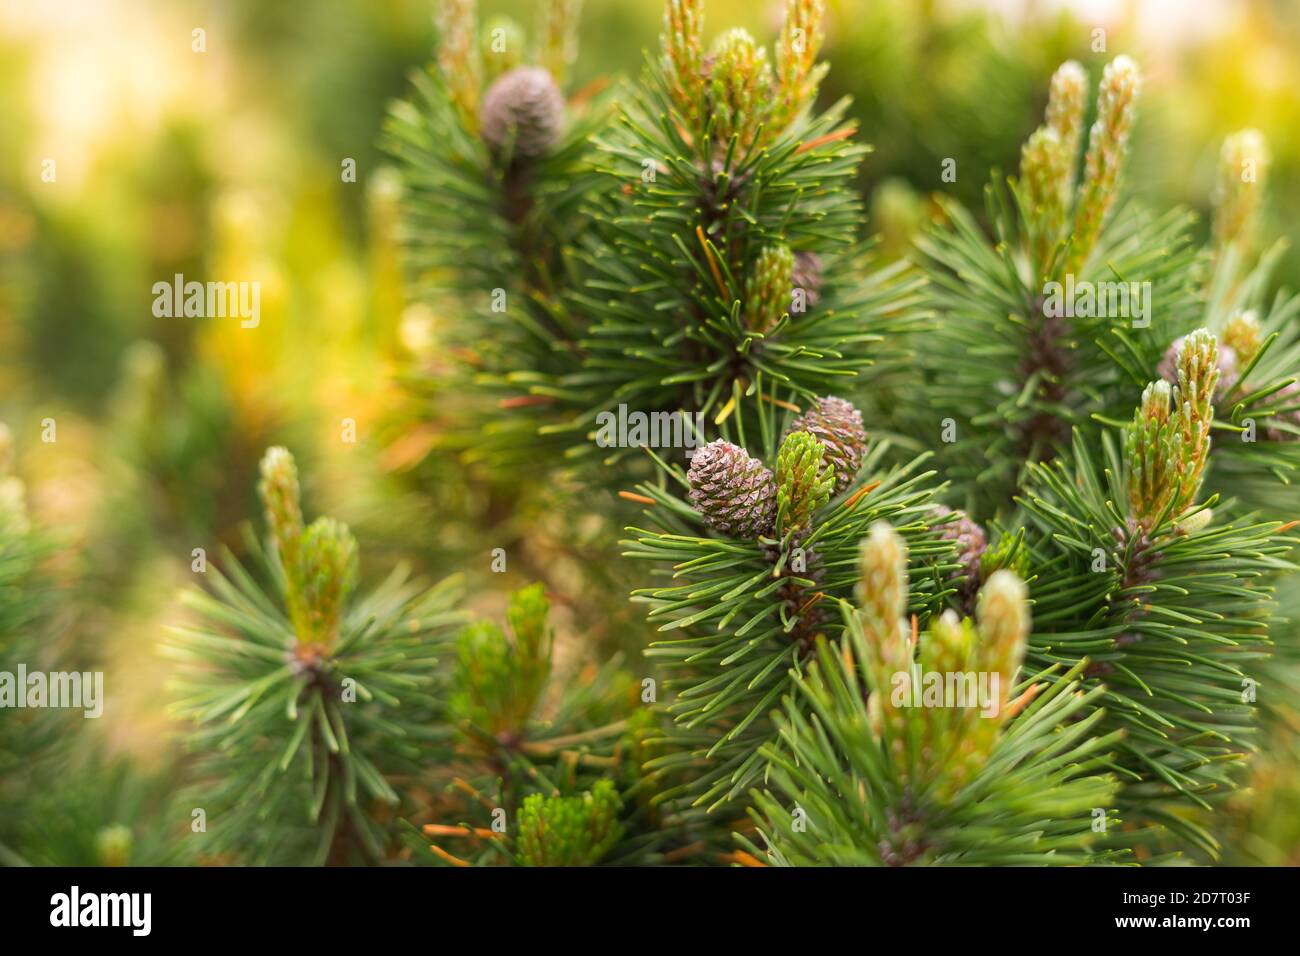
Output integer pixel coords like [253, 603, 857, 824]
[786, 396, 867, 494]
[687, 440, 777, 538]
[479, 66, 565, 160]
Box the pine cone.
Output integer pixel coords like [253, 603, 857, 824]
[786, 396, 867, 494]
[776, 430, 835, 532]
[705, 28, 773, 150]
[932, 505, 987, 592]
[744, 244, 794, 332]
[791, 251, 823, 308]
[687, 440, 777, 538]
[479, 66, 565, 160]
[935, 502, 982, 613]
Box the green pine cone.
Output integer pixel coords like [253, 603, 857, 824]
[705, 28, 773, 151]
[775, 430, 835, 533]
[744, 243, 794, 333]
[1127, 329, 1217, 528]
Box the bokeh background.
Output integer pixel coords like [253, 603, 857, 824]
[2, 0, 1298, 864]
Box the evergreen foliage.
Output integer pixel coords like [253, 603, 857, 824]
[374, 0, 1300, 866]
[416, 583, 716, 867]
[7, 0, 1300, 872]
[747, 523, 1122, 866]
[383, 0, 608, 469]
[386, 0, 924, 474]
[165, 447, 469, 864]
[621, 392, 953, 811]
[0, 423, 54, 863]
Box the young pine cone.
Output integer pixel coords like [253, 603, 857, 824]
[786, 396, 867, 494]
[688, 440, 777, 538]
[776, 431, 835, 533]
[791, 251, 823, 309]
[933, 505, 986, 573]
[932, 505, 988, 597]
[479, 66, 565, 160]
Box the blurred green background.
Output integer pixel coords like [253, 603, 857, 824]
[1, 0, 1298, 864]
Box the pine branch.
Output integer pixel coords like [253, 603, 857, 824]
[383, 1, 612, 471]
[164, 447, 470, 865]
[621, 393, 955, 811]
[1015, 362, 1298, 853]
[416, 583, 709, 866]
[910, 58, 1205, 513]
[575, 26, 922, 443]
[389, 0, 923, 477]
[745, 522, 1123, 866]
[913, 65, 1300, 518]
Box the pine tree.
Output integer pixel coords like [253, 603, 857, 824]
[164, 448, 718, 866]
[893, 56, 1300, 856]
[1017, 355, 1294, 853]
[622, 392, 953, 811]
[911, 58, 1300, 515]
[128, 1, 1300, 868]
[386, 0, 922, 475]
[609, 28, 1300, 862]
[372, 0, 1300, 866]
[569, 0, 919, 450]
